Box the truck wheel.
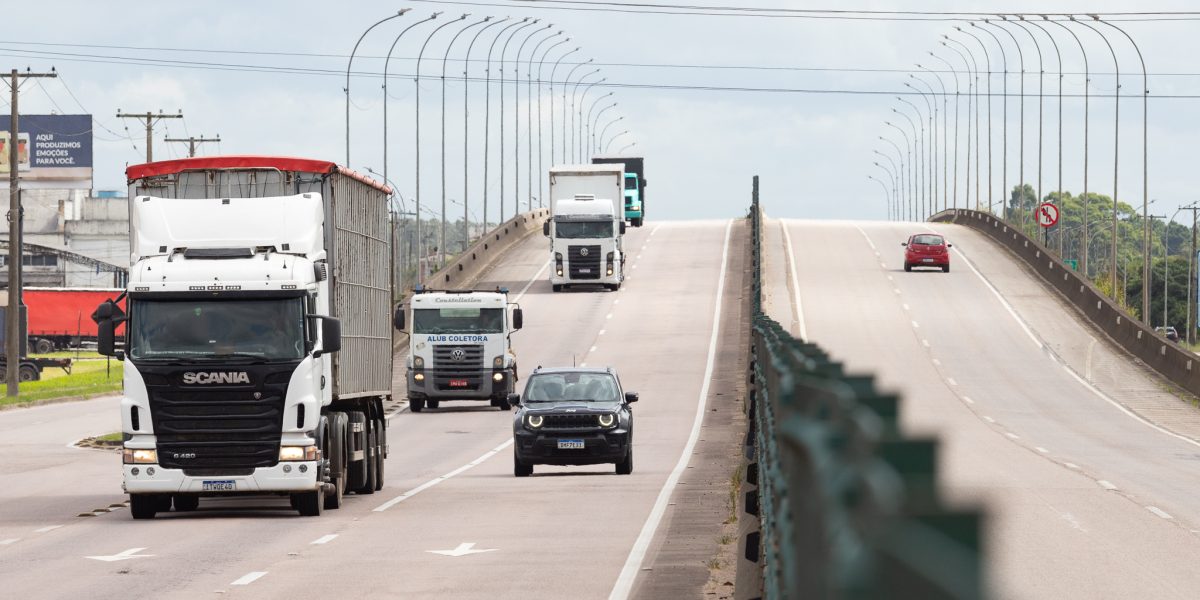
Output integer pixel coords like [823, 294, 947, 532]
[514, 455, 533, 477]
[129, 494, 157, 519]
[427, 400, 440, 409]
[410, 397, 425, 412]
[616, 446, 634, 475]
[19, 365, 38, 382]
[323, 415, 346, 510]
[355, 425, 377, 495]
[293, 489, 324, 516]
[172, 495, 199, 512]
[633, 218, 643, 227]
[552, 284, 563, 293]
[373, 417, 386, 491]
[34, 338, 53, 355]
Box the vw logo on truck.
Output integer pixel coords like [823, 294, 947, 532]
[451, 349, 467, 361]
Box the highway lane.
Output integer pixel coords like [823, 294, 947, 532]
[0, 221, 738, 600]
[769, 218, 1200, 599]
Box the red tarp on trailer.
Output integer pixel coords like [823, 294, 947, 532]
[23, 288, 124, 338]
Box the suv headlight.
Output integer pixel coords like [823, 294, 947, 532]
[526, 415, 544, 429]
[279, 445, 320, 461]
[123, 448, 157, 464]
[598, 413, 616, 428]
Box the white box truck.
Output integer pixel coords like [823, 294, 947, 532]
[399, 287, 523, 412]
[545, 165, 626, 292]
[93, 156, 397, 518]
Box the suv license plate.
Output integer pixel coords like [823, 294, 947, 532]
[449, 379, 468, 387]
[557, 439, 585, 450]
[202, 480, 235, 492]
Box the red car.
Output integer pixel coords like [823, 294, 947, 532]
[902, 233, 952, 272]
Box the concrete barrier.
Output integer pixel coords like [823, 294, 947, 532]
[932, 209, 1200, 398]
[425, 208, 550, 289]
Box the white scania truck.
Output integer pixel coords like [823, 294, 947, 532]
[93, 156, 397, 519]
[545, 165, 626, 292]
[399, 288, 523, 412]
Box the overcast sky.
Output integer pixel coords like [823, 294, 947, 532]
[3, 1, 1198, 224]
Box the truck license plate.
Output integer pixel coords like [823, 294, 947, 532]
[578, 268, 592, 273]
[449, 379, 468, 388]
[202, 480, 235, 492]
[557, 439, 585, 450]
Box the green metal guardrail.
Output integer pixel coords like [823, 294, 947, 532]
[744, 176, 986, 599]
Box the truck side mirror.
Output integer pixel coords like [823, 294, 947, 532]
[512, 308, 524, 330]
[620, 222, 627, 235]
[624, 392, 639, 404]
[98, 319, 116, 357]
[507, 393, 521, 407]
[394, 305, 405, 331]
[543, 221, 550, 237]
[310, 316, 342, 357]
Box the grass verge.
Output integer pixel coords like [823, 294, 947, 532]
[0, 360, 122, 408]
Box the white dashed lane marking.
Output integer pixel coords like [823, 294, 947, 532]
[231, 572, 267, 586]
[1147, 506, 1173, 520]
[1098, 480, 1118, 491]
[311, 534, 337, 545]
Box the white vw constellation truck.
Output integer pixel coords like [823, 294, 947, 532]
[545, 165, 626, 292]
[93, 156, 397, 518]
[399, 288, 523, 412]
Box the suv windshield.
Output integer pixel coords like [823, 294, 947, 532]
[129, 297, 305, 361]
[912, 235, 944, 246]
[413, 307, 504, 334]
[524, 372, 620, 403]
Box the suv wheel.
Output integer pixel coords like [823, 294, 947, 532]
[615, 446, 633, 475]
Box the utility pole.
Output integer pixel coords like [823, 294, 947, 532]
[164, 134, 220, 158]
[5, 67, 56, 396]
[1181, 205, 1200, 345]
[116, 110, 183, 163]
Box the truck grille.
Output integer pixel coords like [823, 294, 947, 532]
[568, 245, 602, 279]
[149, 389, 284, 470]
[543, 414, 601, 429]
[431, 344, 485, 391]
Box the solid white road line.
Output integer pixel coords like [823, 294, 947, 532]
[780, 220, 809, 339]
[310, 534, 338, 545]
[231, 572, 267, 586]
[609, 220, 732, 600]
[374, 440, 514, 512]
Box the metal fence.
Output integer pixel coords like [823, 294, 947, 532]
[744, 176, 985, 599]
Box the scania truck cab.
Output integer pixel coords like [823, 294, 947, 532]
[94, 156, 395, 519]
[401, 288, 523, 412]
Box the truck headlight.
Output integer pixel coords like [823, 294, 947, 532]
[526, 415, 543, 429]
[598, 413, 616, 428]
[493, 372, 504, 382]
[413, 356, 424, 369]
[123, 448, 158, 464]
[279, 445, 320, 461]
[414, 372, 425, 382]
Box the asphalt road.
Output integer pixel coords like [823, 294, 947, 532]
[0, 221, 738, 600]
[768, 218, 1200, 599]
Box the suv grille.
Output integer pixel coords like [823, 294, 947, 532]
[543, 414, 601, 429]
[568, 245, 602, 279]
[149, 389, 284, 470]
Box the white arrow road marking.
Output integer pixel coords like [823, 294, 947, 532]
[427, 542, 497, 557]
[86, 547, 155, 562]
[231, 571, 267, 586]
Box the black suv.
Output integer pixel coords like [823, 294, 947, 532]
[509, 367, 637, 476]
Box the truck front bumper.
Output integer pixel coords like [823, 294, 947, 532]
[123, 461, 319, 494]
[407, 368, 513, 400]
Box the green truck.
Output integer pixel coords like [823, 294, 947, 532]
[592, 155, 646, 227]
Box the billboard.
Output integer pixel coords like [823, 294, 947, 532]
[0, 114, 93, 181]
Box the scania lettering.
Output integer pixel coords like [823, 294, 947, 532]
[545, 165, 626, 292]
[94, 155, 398, 519]
[399, 288, 523, 412]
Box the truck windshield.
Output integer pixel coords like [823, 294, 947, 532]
[413, 307, 504, 334]
[128, 297, 305, 361]
[556, 221, 613, 239]
[625, 175, 637, 190]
